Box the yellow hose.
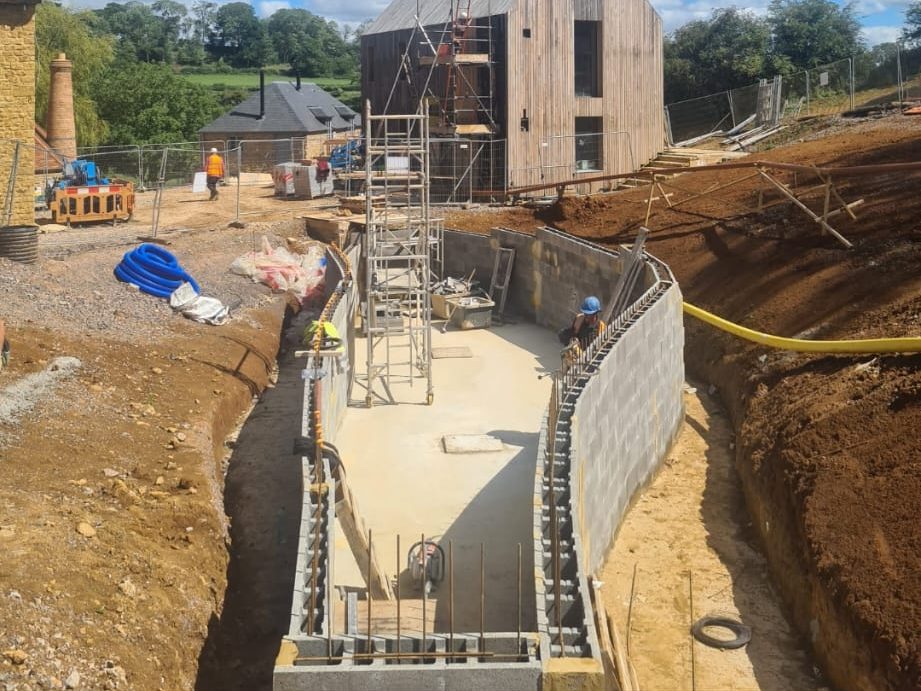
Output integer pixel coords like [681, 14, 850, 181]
[683, 301, 921, 353]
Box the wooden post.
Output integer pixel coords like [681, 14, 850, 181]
[758, 168, 853, 248]
[643, 174, 657, 225]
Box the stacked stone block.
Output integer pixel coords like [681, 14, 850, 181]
[0, 1, 38, 227]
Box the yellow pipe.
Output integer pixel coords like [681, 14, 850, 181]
[683, 301, 921, 353]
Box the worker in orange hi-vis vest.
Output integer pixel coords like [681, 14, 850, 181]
[205, 147, 224, 201]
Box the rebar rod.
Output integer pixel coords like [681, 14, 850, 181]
[396, 534, 401, 664]
[421, 532, 427, 660]
[517, 542, 522, 658]
[479, 543, 486, 655]
[367, 528, 373, 655]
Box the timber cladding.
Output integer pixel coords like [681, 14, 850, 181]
[0, 2, 37, 226]
[361, 0, 663, 193]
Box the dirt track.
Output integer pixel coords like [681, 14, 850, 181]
[447, 114, 921, 691]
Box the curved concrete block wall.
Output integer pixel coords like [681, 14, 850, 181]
[275, 228, 684, 689]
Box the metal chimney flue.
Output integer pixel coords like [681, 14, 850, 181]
[259, 69, 265, 118]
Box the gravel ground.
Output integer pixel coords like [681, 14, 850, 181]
[0, 219, 304, 343]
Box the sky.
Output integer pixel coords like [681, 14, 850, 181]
[64, 0, 910, 47]
[258, 0, 909, 45]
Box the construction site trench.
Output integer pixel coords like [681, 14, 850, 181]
[0, 115, 918, 691]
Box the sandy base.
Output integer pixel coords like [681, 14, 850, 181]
[601, 386, 821, 691]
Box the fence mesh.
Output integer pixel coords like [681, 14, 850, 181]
[666, 49, 921, 145]
[428, 138, 506, 204]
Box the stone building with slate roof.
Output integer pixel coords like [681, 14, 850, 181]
[199, 80, 359, 169]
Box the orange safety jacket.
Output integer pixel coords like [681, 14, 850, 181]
[206, 153, 224, 177]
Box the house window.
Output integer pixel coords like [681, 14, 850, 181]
[575, 117, 602, 171]
[574, 21, 601, 97]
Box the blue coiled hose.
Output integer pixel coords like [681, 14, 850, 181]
[114, 244, 200, 299]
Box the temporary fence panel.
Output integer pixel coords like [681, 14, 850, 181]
[854, 50, 902, 106]
[804, 58, 854, 116]
[665, 91, 734, 145]
[75, 146, 142, 186]
[428, 138, 506, 204]
[239, 138, 307, 175]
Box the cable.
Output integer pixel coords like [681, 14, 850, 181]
[683, 301, 921, 353]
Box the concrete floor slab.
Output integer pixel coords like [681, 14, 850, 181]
[333, 322, 559, 634]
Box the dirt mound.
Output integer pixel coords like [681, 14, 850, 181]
[447, 114, 921, 691]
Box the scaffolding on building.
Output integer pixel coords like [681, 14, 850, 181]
[356, 101, 442, 407]
[418, 0, 497, 136]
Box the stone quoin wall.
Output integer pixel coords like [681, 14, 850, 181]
[0, 0, 39, 226]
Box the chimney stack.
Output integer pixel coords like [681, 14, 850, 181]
[259, 69, 265, 119]
[47, 53, 77, 161]
[296, 73, 301, 91]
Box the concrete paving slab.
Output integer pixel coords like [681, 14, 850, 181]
[442, 434, 504, 453]
[432, 346, 473, 359]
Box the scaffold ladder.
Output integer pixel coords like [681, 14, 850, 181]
[356, 101, 436, 407]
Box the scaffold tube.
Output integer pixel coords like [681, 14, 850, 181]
[683, 301, 921, 353]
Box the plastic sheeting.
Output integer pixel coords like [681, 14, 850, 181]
[230, 236, 326, 303]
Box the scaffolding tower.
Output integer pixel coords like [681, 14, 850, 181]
[419, 0, 497, 135]
[357, 101, 441, 407]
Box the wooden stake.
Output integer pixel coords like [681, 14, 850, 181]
[757, 169, 853, 248]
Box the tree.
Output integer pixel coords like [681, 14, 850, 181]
[768, 0, 863, 68]
[208, 2, 275, 67]
[267, 8, 356, 77]
[190, 0, 217, 46]
[904, 2, 921, 44]
[35, 3, 115, 147]
[92, 62, 222, 144]
[94, 1, 172, 63]
[664, 9, 775, 102]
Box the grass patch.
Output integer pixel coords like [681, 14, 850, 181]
[182, 73, 357, 89]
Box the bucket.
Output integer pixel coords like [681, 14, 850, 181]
[0, 226, 38, 264]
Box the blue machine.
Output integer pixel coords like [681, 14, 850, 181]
[328, 139, 363, 170]
[56, 159, 110, 190]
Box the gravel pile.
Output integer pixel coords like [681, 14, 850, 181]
[0, 220, 303, 342]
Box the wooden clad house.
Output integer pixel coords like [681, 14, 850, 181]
[360, 0, 663, 196]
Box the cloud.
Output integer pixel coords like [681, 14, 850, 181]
[653, 0, 770, 33]
[862, 24, 903, 44]
[258, 0, 291, 17]
[305, 0, 387, 24]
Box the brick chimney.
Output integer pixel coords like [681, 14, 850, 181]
[47, 53, 77, 160]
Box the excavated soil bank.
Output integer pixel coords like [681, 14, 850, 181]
[0, 221, 300, 690]
[447, 115, 921, 691]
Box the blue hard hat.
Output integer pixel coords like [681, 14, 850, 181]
[581, 296, 601, 315]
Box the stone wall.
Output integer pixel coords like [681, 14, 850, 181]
[443, 227, 630, 328]
[0, 1, 38, 226]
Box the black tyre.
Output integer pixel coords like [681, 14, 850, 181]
[691, 616, 752, 650]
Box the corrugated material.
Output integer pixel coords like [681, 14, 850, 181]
[365, 0, 515, 35]
[199, 82, 358, 135]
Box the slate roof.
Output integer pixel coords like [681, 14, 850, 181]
[199, 81, 359, 135]
[364, 0, 515, 35]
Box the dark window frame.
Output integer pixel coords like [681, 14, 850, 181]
[574, 21, 601, 98]
[575, 117, 603, 171]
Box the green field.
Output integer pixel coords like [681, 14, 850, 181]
[183, 72, 356, 90]
[182, 72, 360, 109]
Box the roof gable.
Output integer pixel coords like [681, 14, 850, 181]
[199, 82, 358, 135]
[364, 0, 514, 35]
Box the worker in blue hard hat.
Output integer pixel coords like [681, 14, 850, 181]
[558, 296, 605, 352]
